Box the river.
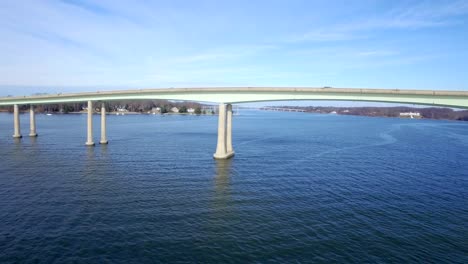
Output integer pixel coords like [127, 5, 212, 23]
[0, 111, 467, 263]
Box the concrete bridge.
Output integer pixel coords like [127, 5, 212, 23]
[1, 87, 468, 159]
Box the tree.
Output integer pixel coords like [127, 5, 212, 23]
[195, 107, 202, 115]
[179, 106, 188, 113]
[63, 104, 74, 113]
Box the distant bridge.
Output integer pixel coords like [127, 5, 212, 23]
[260, 107, 307, 112]
[1, 87, 468, 159]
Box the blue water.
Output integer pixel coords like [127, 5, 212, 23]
[0, 111, 467, 263]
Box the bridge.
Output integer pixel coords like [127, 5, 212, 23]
[1, 87, 468, 159]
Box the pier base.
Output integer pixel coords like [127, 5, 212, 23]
[213, 151, 235, 159]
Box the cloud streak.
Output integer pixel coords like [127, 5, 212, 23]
[294, 0, 468, 42]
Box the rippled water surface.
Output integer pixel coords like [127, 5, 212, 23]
[0, 111, 467, 263]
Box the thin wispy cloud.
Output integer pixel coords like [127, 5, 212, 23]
[294, 0, 468, 42]
[355, 50, 398, 57]
[169, 45, 278, 64]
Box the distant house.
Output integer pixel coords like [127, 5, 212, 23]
[171, 107, 179, 113]
[400, 112, 421, 118]
[151, 107, 161, 113]
[187, 108, 195, 113]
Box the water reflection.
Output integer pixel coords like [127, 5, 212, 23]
[12, 137, 25, 162]
[100, 144, 108, 157]
[29, 136, 38, 147]
[208, 159, 236, 239]
[84, 146, 96, 177]
[214, 159, 233, 198]
[86, 146, 95, 161]
[213, 159, 234, 212]
[13, 137, 22, 145]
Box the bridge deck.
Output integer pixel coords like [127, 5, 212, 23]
[1, 87, 468, 108]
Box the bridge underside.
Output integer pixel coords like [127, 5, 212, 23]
[1, 88, 468, 108]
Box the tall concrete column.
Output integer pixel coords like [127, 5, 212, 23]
[214, 103, 227, 158]
[100, 102, 108, 144]
[13, 104, 22, 138]
[85, 100, 95, 146]
[214, 103, 234, 159]
[29, 105, 38, 137]
[226, 104, 234, 155]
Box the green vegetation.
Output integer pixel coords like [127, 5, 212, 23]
[179, 106, 188, 113]
[0, 99, 216, 115]
[62, 105, 74, 113]
[262, 106, 468, 121]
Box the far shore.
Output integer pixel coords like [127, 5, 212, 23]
[0, 110, 215, 115]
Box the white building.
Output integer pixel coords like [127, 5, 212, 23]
[400, 112, 421, 118]
[187, 108, 195, 113]
[117, 108, 128, 112]
[171, 107, 179, 113]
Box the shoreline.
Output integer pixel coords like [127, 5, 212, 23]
[0, 110, 215, 116]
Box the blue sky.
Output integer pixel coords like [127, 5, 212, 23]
[0, 0, 468, 96]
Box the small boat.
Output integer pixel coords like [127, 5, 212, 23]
[46, 113, 52, 116]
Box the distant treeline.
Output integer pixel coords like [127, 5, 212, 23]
[273, 106, 468, 121]
[0, 99, 209, 113]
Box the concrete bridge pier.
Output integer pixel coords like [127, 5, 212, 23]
[213, 103, 235, 159]
[85, 100, 95, 146]
[100, 102, 108, 144]
[226, 104, 234, 154]
[12, 104, 22, 138]
[29, 105, 38, 137]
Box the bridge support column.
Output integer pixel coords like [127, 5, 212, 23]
[214, 103, 234, 159]
[29, 105, 38, 137]
[226, 104, 234, 154]
[100, 103, 108, 144]
[85, 100, 95, 146]
[13, 104, 22, 138]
